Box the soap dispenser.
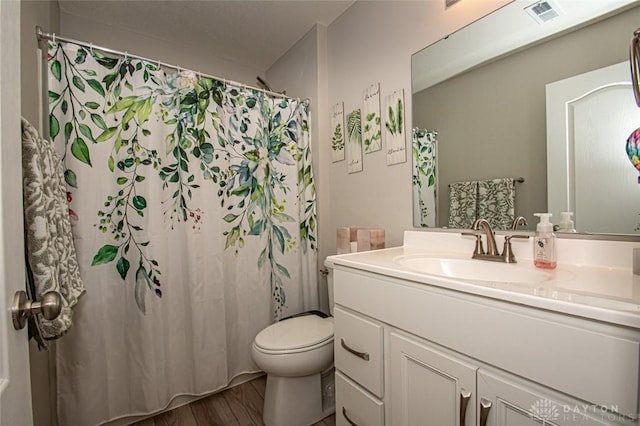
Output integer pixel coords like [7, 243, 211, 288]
[533, 213, 557, 269]
[558, 212, 576, 233]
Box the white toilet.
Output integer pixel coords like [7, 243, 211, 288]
[251, 272, 335, 426]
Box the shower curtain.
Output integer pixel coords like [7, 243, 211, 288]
[47, 41, 317, 425]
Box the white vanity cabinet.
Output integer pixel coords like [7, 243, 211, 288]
[389, 331, 477, 426]
[331, 265, 640, 426]
[388, 329, 616, 426]
[476, 369, 612, 426]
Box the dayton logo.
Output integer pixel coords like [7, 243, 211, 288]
[530, 399, 560, 423]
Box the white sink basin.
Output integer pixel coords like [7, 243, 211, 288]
[394, 255, 553, 284]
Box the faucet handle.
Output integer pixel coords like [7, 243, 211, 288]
[501, 236, 517, 263]
[501, 234, 530, 263]
[462, 232, 485, 255]
[506, 234, 530, 240]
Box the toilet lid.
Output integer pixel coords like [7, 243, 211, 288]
[254, 315, 334, 352]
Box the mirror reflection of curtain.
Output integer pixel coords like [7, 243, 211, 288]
[412, 128, 437, 227]
[47, 40, 318, 425]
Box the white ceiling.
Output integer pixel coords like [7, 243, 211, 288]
[58, 0, 354, 71]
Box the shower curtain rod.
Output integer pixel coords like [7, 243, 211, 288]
[36, 26, 300, 102]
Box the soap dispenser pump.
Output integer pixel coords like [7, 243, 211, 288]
[558, 212, 576, 233]
[533, 213, 557, 269]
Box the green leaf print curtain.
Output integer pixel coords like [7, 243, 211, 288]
[48, 41, 317, 425]
[412, 128, 437, 228]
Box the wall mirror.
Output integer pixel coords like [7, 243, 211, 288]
[411, 0, 640, 236]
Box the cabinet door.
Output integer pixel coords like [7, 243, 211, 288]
[477, 370, 620, 426]
[389, 332, 477, 426]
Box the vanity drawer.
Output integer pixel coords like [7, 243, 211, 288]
[334, 306, 384, 397]
[336, 371, 384, 426]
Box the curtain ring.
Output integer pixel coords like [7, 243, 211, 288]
[157, 59, 161, 70]
[177, 65, 181, 73]
[89, 42, 94, 54]
[52, 33, 56, 44]
[124, 51, 128, 61]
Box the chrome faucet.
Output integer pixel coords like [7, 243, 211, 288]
[472, 219, 499, 258]
[470, 218, 529, 263]
[511, 216, 527, 230]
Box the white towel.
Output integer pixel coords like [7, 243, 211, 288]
[22, 118, 85, 340]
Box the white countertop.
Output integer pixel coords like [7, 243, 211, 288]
[326, 231, 640, 329]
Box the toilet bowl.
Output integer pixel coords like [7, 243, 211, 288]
[252, 313, 334, 426]
[252, 268, 337, 426]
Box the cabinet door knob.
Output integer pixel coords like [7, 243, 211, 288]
[460, 388, 472, 426]
[479, 398, 492, 426]
[342, 407, 360, 426]
[341, 338, 370, 361]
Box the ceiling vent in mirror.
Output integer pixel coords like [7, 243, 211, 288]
[524, 0, 564, 24]
[445, 0, 461, 9]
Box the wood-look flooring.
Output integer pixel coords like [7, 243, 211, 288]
[130, 375, 336, 426]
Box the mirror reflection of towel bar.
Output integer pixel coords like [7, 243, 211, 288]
[448, 177, 524, 187]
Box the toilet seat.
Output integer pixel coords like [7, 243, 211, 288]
[254, 315, 334, 354]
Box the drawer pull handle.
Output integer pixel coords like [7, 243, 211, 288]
[460, 388, 471, 426]
[342, 407, 360, 426]
[341, 338, 370, 361]
[479, 398, 492, 426]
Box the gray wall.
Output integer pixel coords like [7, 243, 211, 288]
[59, 2, 263, 86]
[21, 0, 58, 127]
[413, 5, 640, 229]
[320, 0, 510, 253]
